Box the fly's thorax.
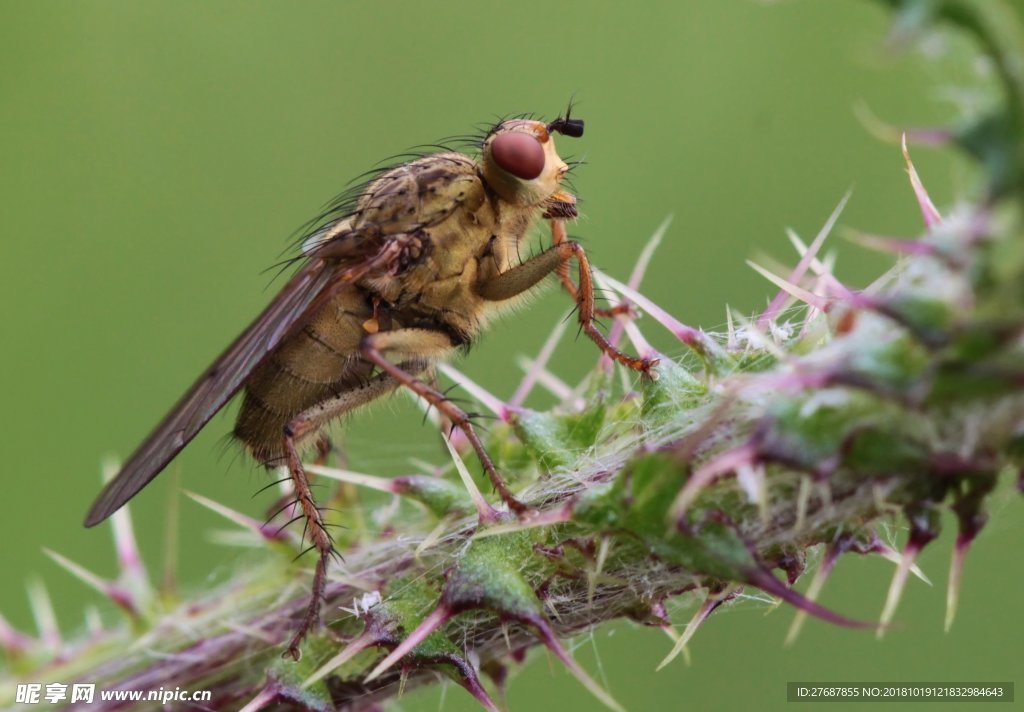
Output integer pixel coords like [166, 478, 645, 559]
[352, 153, 484, 236]
[480, 119, 569, 207]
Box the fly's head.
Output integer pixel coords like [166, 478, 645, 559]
[480, 114, 584, 208]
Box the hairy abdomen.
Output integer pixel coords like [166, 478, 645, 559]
[234, 286, 374, 464]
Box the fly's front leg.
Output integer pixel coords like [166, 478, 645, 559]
[547, 218, 579, 303]
[548, 220, 631, 319]
[359, 328, 529, 516]
[280, 369, 412, 660]
[478, 239, 658, 374]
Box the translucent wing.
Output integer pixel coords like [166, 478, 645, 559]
[84, 234, 393, 527]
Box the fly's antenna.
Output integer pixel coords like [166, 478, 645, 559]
[548, 96, 584, 138]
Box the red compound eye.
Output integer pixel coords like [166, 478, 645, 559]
[491, 132, 545, 180]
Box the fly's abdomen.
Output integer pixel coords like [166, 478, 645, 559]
[233, 287, 373, 463]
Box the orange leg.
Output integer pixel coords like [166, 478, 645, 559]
[276, 369, 412, 659]
[478, 237, 657, 375]
[359, 329, 528, 515]
[280, 425, 334, 660]
[549, 220, 632, 319]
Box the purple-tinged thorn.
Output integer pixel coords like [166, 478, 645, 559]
[731, 363, 836, 396]
[784, 229, 868, 308]
[474, 504, 572, 540]
[746, 568, 876, 629]
[410, 393, 471, 451]
[945, 531, 974, 633]
[441, 436, 501, 525]
[878, 512, 939, 638]
[101, 460, 151, 598]
[786, 229, 837, 280]
[84, 605, 103, 638]
[414, 513, 460, 560]
[515, 355, 582, 408]
[845, 230, 936, 257]
[449, 658, 501, 712]
[758, 192, 849, 328]
[748, 260, 830, 314]
[595, 269, 711, 354]
[815, 250, 838, 291]
[871, 541, 932, 585]
[593, 272, 651, 366]
[785, 540, 846, 646]
[437, 363, 510, 421]
[671, 443, 758, 519]
[306, 465, 399, 495]
[604, 217, 671, 356]
[628, 217, 672, 289]
[901, 133, 943, 229]
[161, 472, 180, 598]
[27, 578, 61, 651]
[854, 101, 953, 147]
[0, 611, 34, 657]
[312, 464, 466, 546]
[877, 539, 923, 639]
[621, 319, 661, 365]
[44, 548, 140, 619]
[783, 230, 845, 330]
[365, 605, 452, 683]
[238, 685, 277, 712]
[526, 614, 626, 712]
[184, 491, 298, 545]
[659, 624, 692, 666]
[510, 315, 570, 409]
[462, 672, 501, 712]
[657, 589, 729, 670]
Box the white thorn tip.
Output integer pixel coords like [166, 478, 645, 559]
[442, 435, 498, 523]
[945, 541, 968, 633]
[877, 545, 917, 639]
[304, 465, 396, 493]
[901, 133, 942, 228]
[541, 627, 627, 712]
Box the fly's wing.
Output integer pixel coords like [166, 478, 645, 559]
[84, 234, 393, 527]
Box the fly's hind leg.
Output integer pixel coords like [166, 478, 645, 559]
[279, 369, 411, 660]
[424, 369, 458, 449]
[359, 329, 528, 516]
[262, 434, 333, 524]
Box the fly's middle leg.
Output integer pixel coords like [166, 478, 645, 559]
[359, 328, 528, 517]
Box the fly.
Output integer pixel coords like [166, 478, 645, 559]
[84, 109, 657, 659]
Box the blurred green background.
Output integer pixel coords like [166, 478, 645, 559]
[1, 1, 1020, 710]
